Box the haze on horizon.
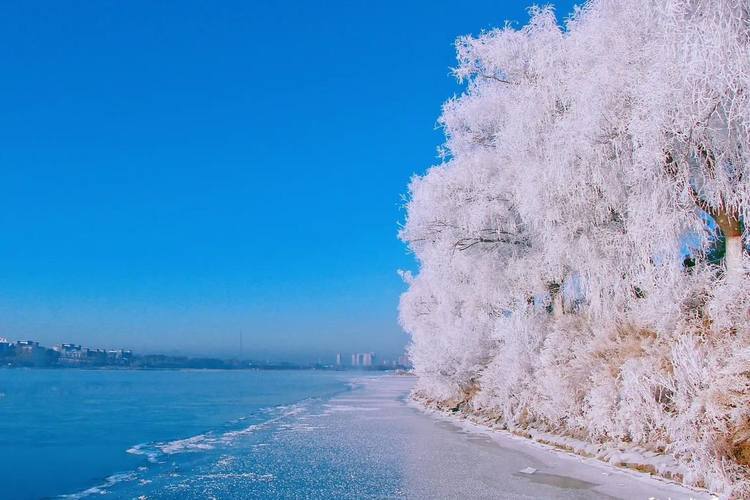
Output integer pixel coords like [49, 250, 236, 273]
[0, 0, 578, 362]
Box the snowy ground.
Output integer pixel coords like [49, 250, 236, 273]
[355, 374, 714, 500]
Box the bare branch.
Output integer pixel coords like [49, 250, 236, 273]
[480, 74, 516, 85]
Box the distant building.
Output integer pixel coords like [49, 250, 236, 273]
[0, 338, 13, 357]
[85, 348, 107, 365]
[54, 344, 85, 366]
[349, 352, 375, 368]
[14, 340, 56, 367]
[54, 343, 83, 355]
[16, 340, 39, 353]
[106, 349, 132, 365]
[362, 352, 374, 367]
[335, 353, 341, 366]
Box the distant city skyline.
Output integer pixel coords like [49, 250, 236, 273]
[0, 336, 409, 369]
[0, 334, 398, 365]
[0, 0, 577, 358]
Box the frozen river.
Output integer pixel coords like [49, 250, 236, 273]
[6, 370, 710, 499]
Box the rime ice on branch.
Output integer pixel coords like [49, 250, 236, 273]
[399, 1, 750, 495]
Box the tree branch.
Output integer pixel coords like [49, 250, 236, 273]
[480, 74, 516, 85]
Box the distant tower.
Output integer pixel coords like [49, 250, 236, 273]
[336, 353, 341, 366]
[351, 353, 357, 366]
[362, 352, 375, 367]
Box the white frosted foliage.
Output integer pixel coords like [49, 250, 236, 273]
[399, 1, 750, 495]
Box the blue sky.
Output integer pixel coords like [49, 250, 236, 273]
[0, 0, 578, 361]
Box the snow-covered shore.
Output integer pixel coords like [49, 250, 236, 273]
[359, 375, 714, 500]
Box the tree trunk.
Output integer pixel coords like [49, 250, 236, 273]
[713, 207, 744, 278]
[663, 150, 745, 275]
[725, 235, 744, 278]
[552, 292, 564, 319]
[548, 282, 564, 319]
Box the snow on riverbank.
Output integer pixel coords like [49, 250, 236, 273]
[363, 375, 716, 499]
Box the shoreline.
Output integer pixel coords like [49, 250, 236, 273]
[0, 365, 402, 372]
[407, 391, 716, 499]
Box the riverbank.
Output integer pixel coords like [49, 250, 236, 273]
[407, 384, 715, 499]
[382, 376, 713, 499]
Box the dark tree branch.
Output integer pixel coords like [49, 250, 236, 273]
[454, 236, 530, 251]
[480, 74, 516, 85]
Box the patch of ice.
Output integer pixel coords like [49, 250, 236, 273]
[159, 434, 214, 454]
[58, 472, 137, 499]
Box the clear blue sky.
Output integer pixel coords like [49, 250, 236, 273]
[0, 0, 577, 361]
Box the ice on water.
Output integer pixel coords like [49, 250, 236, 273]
[73, 375, 708, 499]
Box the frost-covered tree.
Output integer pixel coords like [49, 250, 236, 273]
[400, 1, 750, 495]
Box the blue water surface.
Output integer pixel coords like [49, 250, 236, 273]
[0, 369, 350, 499]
